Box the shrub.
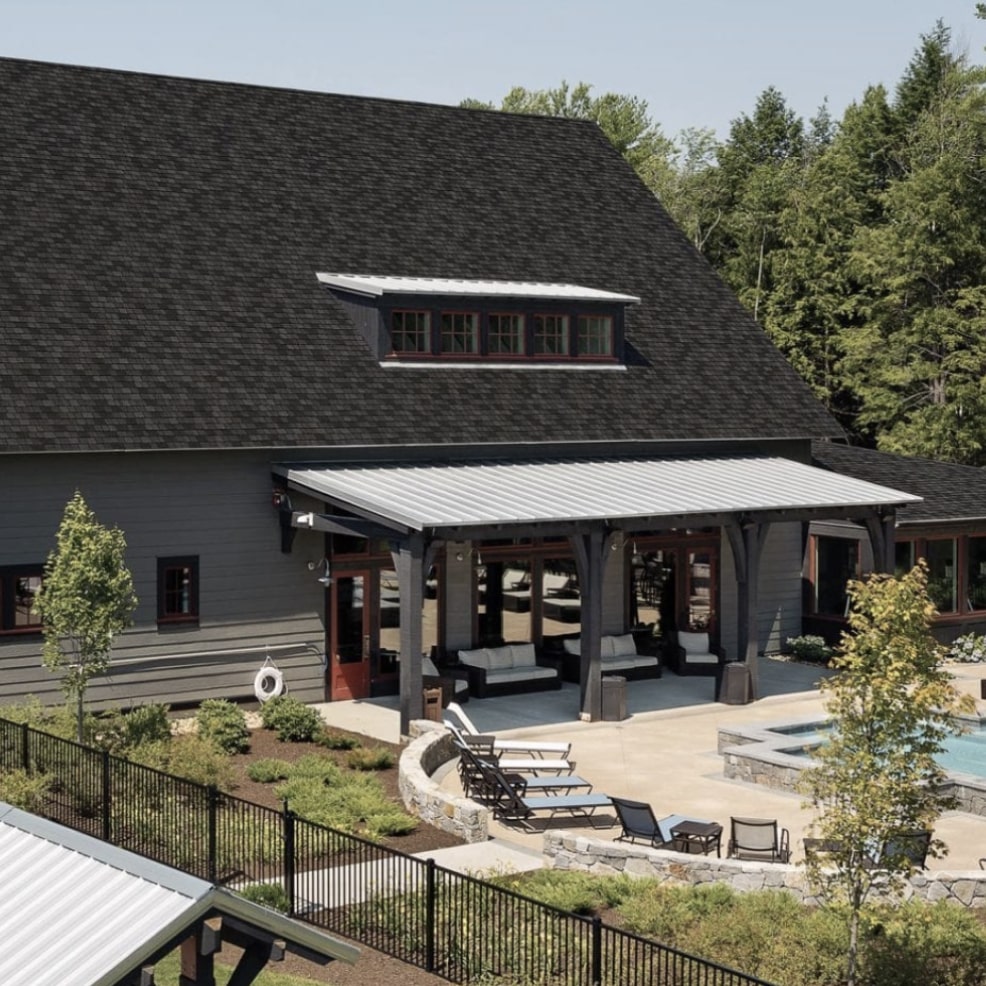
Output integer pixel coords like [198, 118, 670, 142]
[945, 632, 986, 663]
[133, 734, 234, 790]
[346, 747, 394, 771]
[95, 704, 172, 753]
[196, 699, 250, 754]
[259, 695, 323, 742]
[246, 757, 293, 783]
[316, 728, 361, 750]
[0, 698, 85, 740]
[236, 882, 290, 914]
[786, 634, 834, 665]
[0, 768, 51, 811]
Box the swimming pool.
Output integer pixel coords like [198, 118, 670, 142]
[719, 715, 986, 817]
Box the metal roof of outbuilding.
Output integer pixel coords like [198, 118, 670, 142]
[0, 802, 358, 986]
[281, 455, 921, 532]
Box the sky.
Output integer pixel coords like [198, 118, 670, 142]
[2, 0, 984, 141]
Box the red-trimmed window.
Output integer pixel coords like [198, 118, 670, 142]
[533, 314, 569, 355]
[158, 556, 199, 625]
[0, 568, 43, 633]
[577, 315, 613, 356]
[391, 310, 431, 354]
[488, 313, 525, 355]
[439, 312, 479, 355]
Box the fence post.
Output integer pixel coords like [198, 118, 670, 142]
[283, 801, 296, 918]
[207, 786, 218, 884]
[101, 750, 111, 842]
[592, 915, 602, 986]
[20, 722, 29, 773]
[426, 858, 436, 973]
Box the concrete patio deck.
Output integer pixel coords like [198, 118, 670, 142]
[317, 658, 986, 873]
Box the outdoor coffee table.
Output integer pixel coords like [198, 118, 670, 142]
[670, 820, 723, 857]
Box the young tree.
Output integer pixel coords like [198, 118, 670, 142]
[800, 562, 975, 986]
[36, 491, 137, 741]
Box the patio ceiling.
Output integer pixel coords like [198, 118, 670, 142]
[278, 455, 921, 535]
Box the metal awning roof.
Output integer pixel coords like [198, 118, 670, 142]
[316, 272, 640, 303]
[0, 802, 358, 986]
[280, 456, 922, 533]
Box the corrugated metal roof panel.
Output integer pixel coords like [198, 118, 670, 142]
[0, 807, 203, 986]
[316, 272, 640, 303]
[285, 456, 921, 532]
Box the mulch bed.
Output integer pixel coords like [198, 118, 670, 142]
[227, 725, 466, 856]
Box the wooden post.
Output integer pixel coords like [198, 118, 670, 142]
[395, 533, 425, 738]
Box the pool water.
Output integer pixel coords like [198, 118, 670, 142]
[779, 721, 986, 778]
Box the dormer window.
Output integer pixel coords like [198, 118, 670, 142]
[317, 274, 639, 367]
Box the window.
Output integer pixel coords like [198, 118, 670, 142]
[926, 538, 957, 613]
[157, 556, 199, 624]
[812, 536, 859, 616]
[488, 313, 525, 355]
[533, 314, 569, 355]
[577, 315, 613, 356]
[967, 536, 986, 611]
[894, 540, 916, 577]
[391, 310, 431, 354]
[0, 568, 43, 633]
[439, 312, 479, 355]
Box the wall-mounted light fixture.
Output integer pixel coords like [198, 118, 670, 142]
[308, 558, 332, 586]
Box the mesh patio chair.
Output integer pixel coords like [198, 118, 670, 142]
[872, 829, 931, 870]
[610, 796, 705, 849]
[727, 816, 791, 863]
[481, 763, 612, 831]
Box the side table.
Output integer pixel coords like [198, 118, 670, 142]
[670, 820, 723, 857]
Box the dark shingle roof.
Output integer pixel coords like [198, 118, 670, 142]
[0, 57, 840, 453]
[811, 441, 986, 525]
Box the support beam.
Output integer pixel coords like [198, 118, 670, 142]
[394, 533, 425, 738]
[725, 518, 769, 701]
[864, 509, 896, 574]
[570, 528, 607, 721]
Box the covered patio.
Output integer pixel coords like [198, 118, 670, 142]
[278, 453, 919, 735]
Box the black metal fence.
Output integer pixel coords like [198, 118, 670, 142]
[0, 716, 773, 985]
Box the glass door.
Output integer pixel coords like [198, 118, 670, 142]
[331, 573, 371, 700]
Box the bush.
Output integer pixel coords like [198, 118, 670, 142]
[132, 734, 234, 791]
[0, 768, 51, 811]
[316, 728, 361, 750]
[945, 632, 986, 663]
[196, 699, 250, 754]
[786, 634, 834, 665]
[0, 697, 85, 740]
[246, 757, 293, 783]
[259, 695, 323, 742]
[346, 747, 394, 771]
[237, 881, 290, 914]
[94, 704, 172, 753]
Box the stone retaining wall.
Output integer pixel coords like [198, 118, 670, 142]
[543, 831, 986, 907]
[398, 721, 489, 843]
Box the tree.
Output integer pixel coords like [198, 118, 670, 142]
[461, 81, 676, 198]
[800, 562, 974, 986]
[37, 491, 137, 741]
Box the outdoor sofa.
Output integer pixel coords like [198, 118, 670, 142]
[454, 642, 562, 699]
[558, 633, 662, 684]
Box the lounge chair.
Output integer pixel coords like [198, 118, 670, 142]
[454, 742, 593, 806]
[727, 816, 791, 863]
[446, 724, 574, 775]
[445, 701, 572, 760]
[481, 763, 612, 830]
[610, 796, 717, 850]
[872, 829, 931, 870]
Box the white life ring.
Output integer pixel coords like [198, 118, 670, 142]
[254, 665, 285, 703]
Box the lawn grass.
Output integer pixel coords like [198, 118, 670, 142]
[153, 947, 323, 985]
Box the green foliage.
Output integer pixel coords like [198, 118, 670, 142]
[236, 882, 290, 914]
[196, 699, 250, 754]
[36, 492, 138, 741]
[800, 561, 976, 985]
[346, 746, 394, 771]
[259, 695, 323, 742]
[316, 727, 361, 750]
[0, 698, 80, 740]
[946, 632, 986, 663]
[246, 757, 293, 783]
[786, 634, 834, 665]
[131, 734, 234, 791]
[495, 869, 639, 916]
[0, 768, 51, 811]
[93, 704, 172, 754]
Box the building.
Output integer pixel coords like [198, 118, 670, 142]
[0, 58, 919, 733]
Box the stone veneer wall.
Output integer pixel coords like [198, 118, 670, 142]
[398, 720, 489, 843]
[543, 832, 986, 907]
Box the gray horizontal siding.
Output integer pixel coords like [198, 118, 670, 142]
[0, 450, 329, 709]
